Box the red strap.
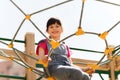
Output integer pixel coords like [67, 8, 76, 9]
[66, 45, 72, 57]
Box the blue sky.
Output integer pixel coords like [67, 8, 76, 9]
[0, 0, 120, 79]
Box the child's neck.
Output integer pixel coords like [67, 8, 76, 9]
[49, 37, 60, 41]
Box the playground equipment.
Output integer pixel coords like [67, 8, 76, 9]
[0, 33, 120, 80]
[0, 0, 120, 80]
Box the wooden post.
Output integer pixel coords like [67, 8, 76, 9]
[107, 45, 115, 80]
[109, 55, 115, 80]
[25, 32, 36, 80]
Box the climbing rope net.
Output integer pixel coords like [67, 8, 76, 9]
[0, 0, 120, 80]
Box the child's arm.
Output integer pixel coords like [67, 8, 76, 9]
[37, 47, 48, 63]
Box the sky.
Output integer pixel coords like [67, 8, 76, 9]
[0, 0, 120, 80]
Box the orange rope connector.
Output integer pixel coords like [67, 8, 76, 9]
[50, 40, 60, 49]
[38, 59, 48, 67]
[75, 28, 85, 36]
[9, 56, 14, 60]
[8, 43, 13, 48]
[99, 31, 108, 40]
[28, 67, 33, 71]
[47, 77, 55, 80]
[86, 64, 98, 75]
[104, 48, 109, 55]
[109, 56, 113, 61]
[104, 47, 114, 55]
[82, 0, 86, 2]
[25, 14, 31, 20]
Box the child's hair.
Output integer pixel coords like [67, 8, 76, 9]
[46, 17, 62, 31]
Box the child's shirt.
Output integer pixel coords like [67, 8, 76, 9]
[36, 39, 72, 58]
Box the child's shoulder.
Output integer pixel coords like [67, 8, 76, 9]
[38, 39, 47, 44]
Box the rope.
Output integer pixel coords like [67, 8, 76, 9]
[10, 19, 26, 45]
[1, 0, 120, 79]
[31, 0, 73, 15]
[0, 41, 44, 76]
[79, 0, 85, 28]
[10, 0, 26, 15]
[96, 0, 120, 7]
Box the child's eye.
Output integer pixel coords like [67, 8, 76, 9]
[50, 26, 53, 28]
[56, 25, 60, 28]
[56, 26, 59, 28]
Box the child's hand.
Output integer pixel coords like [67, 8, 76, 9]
[82, 67, 91, 72]
[42, 55, 51, 63]
[85, 67, 95, 76]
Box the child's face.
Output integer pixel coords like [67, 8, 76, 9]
[47, 23, 63, 39]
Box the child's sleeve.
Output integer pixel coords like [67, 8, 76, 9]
[36, 40, 48, 55]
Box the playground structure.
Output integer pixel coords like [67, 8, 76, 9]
[0, 32, 120, 80]
[0, 33, 120, 80]
[0, 0, 120, 80]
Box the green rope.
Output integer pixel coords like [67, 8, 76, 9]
[0, 37, 104, 53]
[0, 74, 25, 79]
[0, 37, 25, 43]
[70, 47, 104, 53]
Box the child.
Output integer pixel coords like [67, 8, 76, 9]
[36, 17, 90, 80]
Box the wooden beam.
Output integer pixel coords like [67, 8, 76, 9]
[0, 49, 109, 70]
[72, 58, 109, 70]
[0, 49, 24, 61]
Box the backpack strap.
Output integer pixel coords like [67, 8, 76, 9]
[66, 45, 72, 57]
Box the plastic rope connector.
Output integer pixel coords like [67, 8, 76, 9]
[28, 67, 33, 71]
[8, 43, 13, 48]
[75, 28, 85, 36]
[47, 77, 55, 80]
[82, 0, 86, 2]
[25, 14, 31, 20]
[99, 31, 108, 40]
[9, 56, 14, 60]
[38, 59, 48, 67]
[50, 40, 60, 49]
[104, 47, 114, 55]
[86, 64, 98, 75]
